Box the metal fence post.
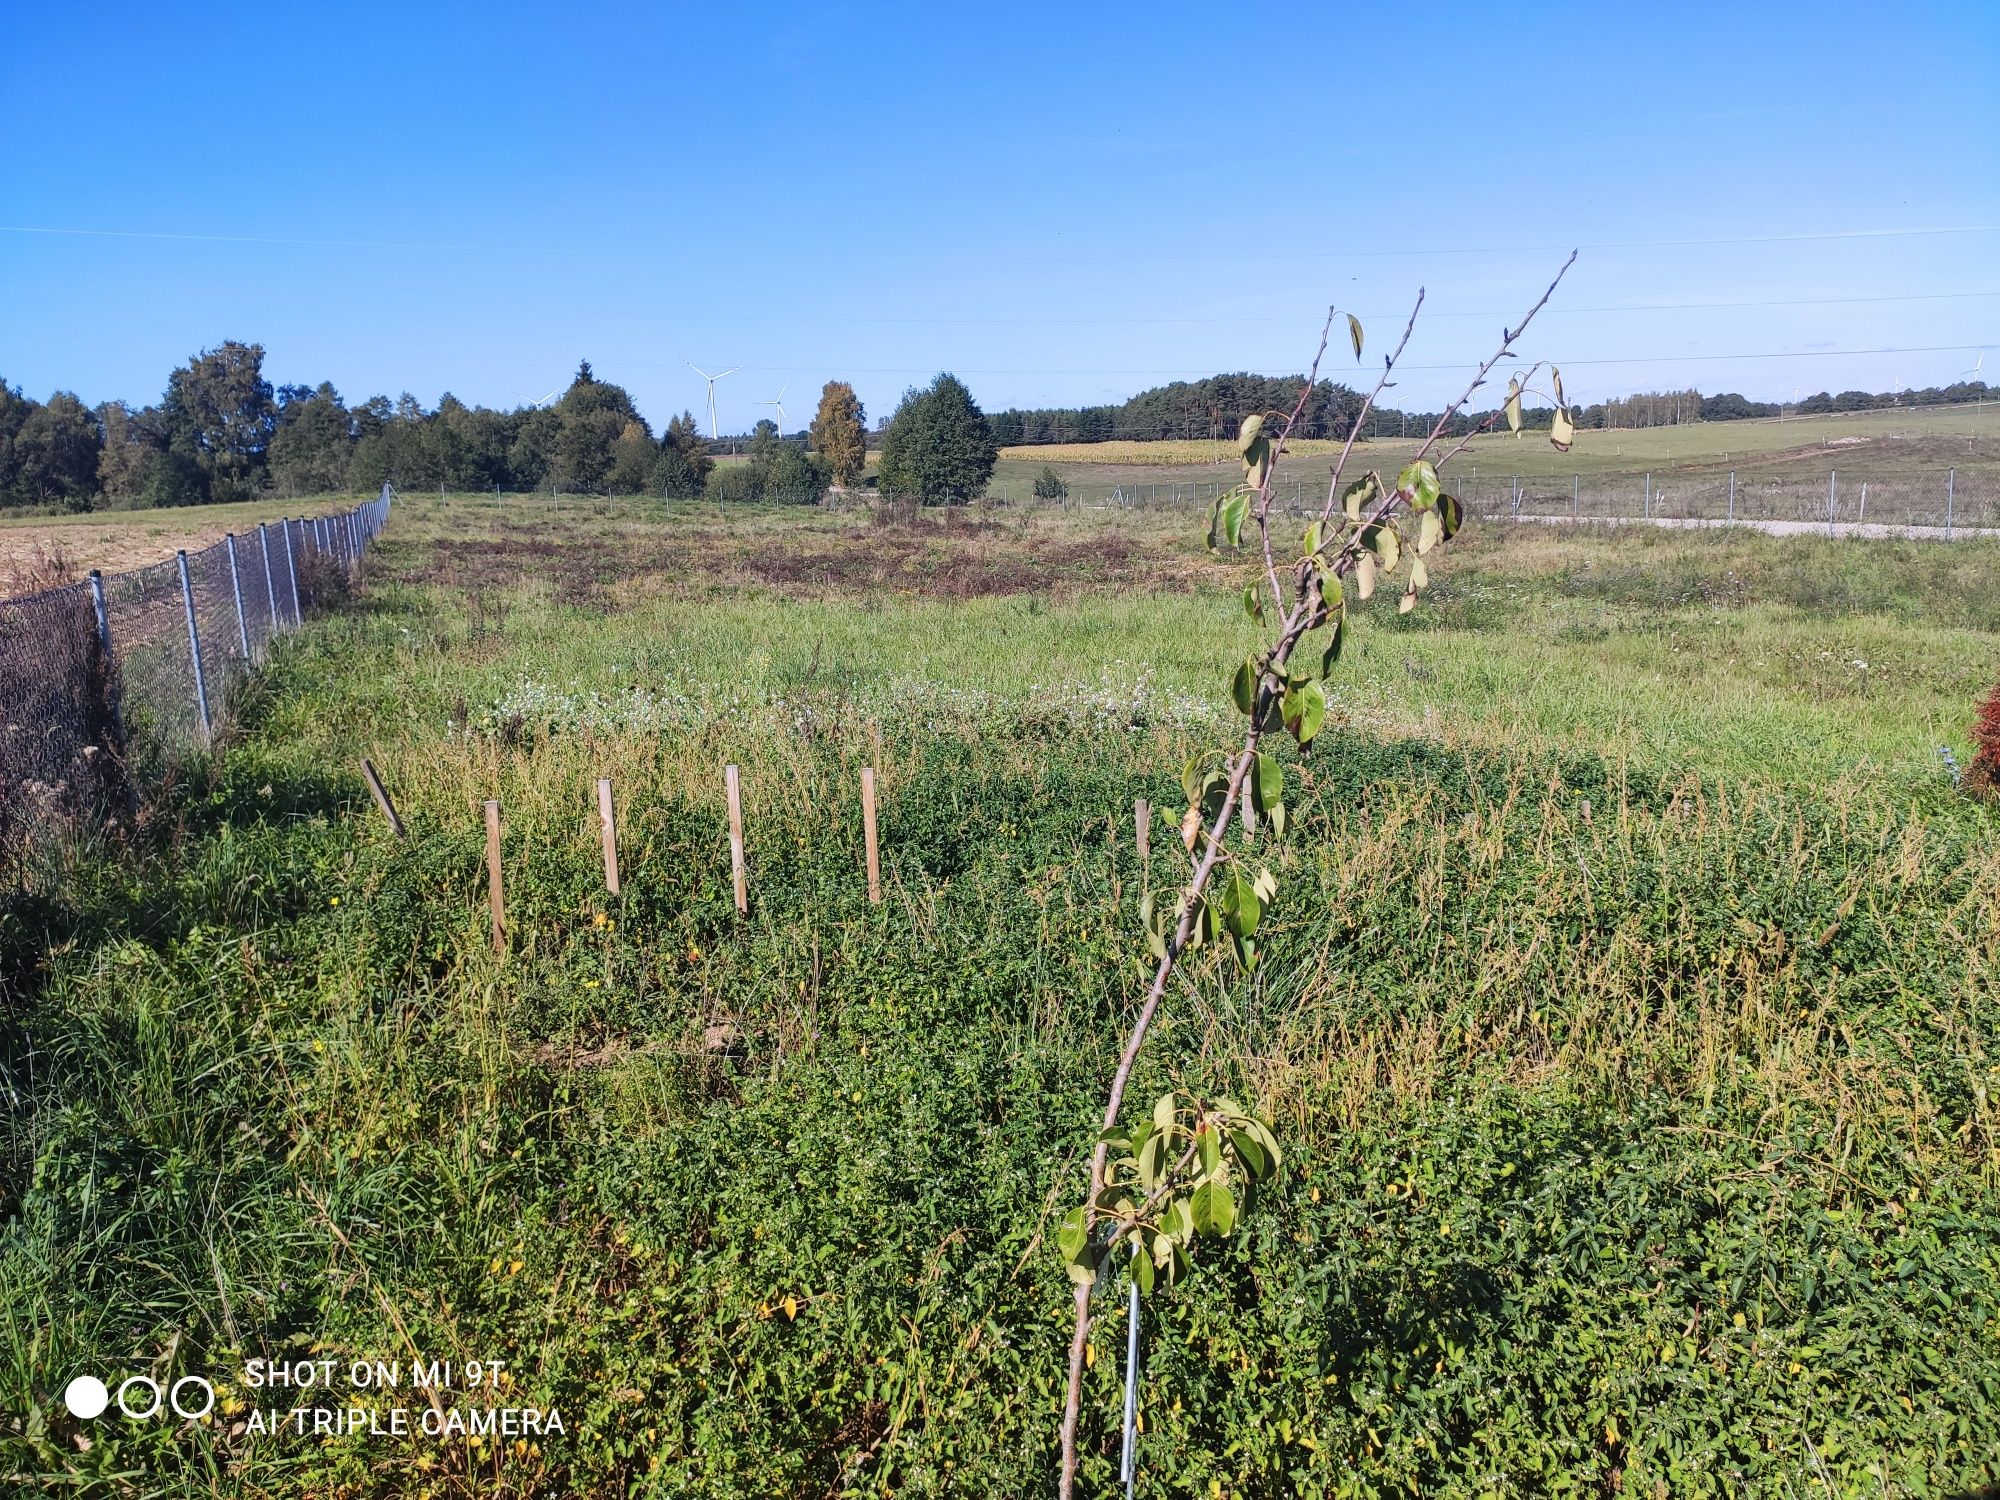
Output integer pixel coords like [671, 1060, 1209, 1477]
[1829, 470, 1837, 535]
[1644, 472, 1651, 519]
[258, 523, 280, 632]
[1572, 473, 1579, 517]
[1728, 470, 1735, 521]
[283, 519, 303, 625]
[1946, 467, 1954, 538]
[225, 533, 250, 660]
[87, 569, 124, 743]
[176, 549, 213, 741]
[1120, 1271, 1141, 1498]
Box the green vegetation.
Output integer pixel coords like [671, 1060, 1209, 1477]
[875, 374, 999, 506]
[3, 496, 1997, 1497]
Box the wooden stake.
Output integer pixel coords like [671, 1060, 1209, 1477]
[1133, 798, 1151, 863]
[483, 799, 505, 951]
[724, 764, 747, 915]
[360, 757, 406, 839]
[597, 777, 620, 895]
[861, 766, 881, 905]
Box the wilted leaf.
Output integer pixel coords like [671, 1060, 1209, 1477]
[1347, 313, 1364, 361]
[1360, 523, 1400, 573]
[1398, 582, 1417, 614]
[1552, 366, 1565, 406]
[1357, 553, 1377, 600]
[1417, 509, 1441, 555]
[1238, 413, 1264, 449]
[1410, 557, 1428, 591]
[1505, 377, 1523, 436]
[1342, 473, 1379, 522]
[1438, 493, 1464, 542]
[1549, 406, 1576, 453]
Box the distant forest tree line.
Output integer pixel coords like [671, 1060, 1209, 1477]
[990, 372, 1998, 446]
[3, 342, 1992, 513]
[0, 345, 869, 512]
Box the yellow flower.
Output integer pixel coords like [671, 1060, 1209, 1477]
[329, 896, 340, 907]
[1732, 1312, 1746, 1329]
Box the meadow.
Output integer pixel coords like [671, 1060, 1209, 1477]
[3, 491, 1998, 1497]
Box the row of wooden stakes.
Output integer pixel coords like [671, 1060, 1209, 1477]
[358, 758, 889, 950]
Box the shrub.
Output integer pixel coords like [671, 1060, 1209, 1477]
[706, 463, 762, 504]
[1033, 465, 1068, 502]
[1970, 676, 2000, 796]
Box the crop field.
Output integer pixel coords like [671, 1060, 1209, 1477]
[4, 493, 2000, 1496]
[994, 405, 2000, 520]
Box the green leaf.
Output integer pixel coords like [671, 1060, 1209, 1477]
[1341, 473, 1380, 522]
[1282, 678, 1327, 747]
[1153, 1090, 1178, 1143]
[1347, 313, 1365, 361]
[1395, 460, 1439, 510]
[1242, 435, 1271, 491]
[1130, 1242, 1155, 1296]
[1228, 1128, 1268, 1179]
[1550, 405, 1576, 453]
[1219, 487, 1250, 548]
[1254, 752, 1283, 811]
[1301, 519, 1321, 557]
[1198, 1126, 1222, 1176]
[1192, 1180, 1237, 1236]
[1320, 611, 1346, 675]
[1230, 657, 1257, 716]
[1242, 583, 1263, 622]
[1437, 493, 1464, 542]
[1238, 413, 1264, 449]
[1057, 1205, 1086, 1260]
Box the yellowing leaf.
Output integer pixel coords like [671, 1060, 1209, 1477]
[782, 1295, 799, 1320]
[1347, 313, 1364, 361]
[1357, 553, 1377, 600]
[1550, 405, 1576, 453]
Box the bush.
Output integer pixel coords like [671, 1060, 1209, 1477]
[1970, 677, 2000, 797]
[759, 446, 828, 505]
[652, 446, 705, 500]
[1033, 465, 1068, 502]
[706, 463, 762, 503]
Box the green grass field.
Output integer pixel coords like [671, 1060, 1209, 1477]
[4, 491, 1998, 1497]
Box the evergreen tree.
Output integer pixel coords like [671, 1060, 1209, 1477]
[877, 373, 996, 505]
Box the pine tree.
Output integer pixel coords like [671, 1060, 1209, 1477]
[809, 381, 868, 488]
[877, 373, 996, 506]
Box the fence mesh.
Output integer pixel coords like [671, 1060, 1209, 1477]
[0, 488, 391, 838]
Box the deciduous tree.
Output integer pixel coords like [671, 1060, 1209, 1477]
[809, 380, 867, 487]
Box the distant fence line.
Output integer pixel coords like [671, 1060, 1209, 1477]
[1067, 466, 1992, 534]
[0, 486, 392, 836]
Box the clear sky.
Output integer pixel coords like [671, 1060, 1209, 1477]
[3, 1, 1996, 432]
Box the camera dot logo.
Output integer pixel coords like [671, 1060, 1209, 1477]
[63, 1376, 109, 1420]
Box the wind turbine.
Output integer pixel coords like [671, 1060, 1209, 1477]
[759, 382, 789, 435]
[517, 387, 560, 410]
[686, 361, 739, 439]
[1961, 352, 1988, 409]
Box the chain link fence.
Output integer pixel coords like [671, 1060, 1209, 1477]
[0, 487, 391, 839]
[1069, 466, 1993, 535]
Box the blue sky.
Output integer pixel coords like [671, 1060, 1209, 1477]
[3, 1, 1996, 432]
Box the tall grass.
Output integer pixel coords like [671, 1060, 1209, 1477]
[3, 501, 1997, 1496]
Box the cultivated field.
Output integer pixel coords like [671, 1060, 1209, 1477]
[4, 493, 1999, 1496]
